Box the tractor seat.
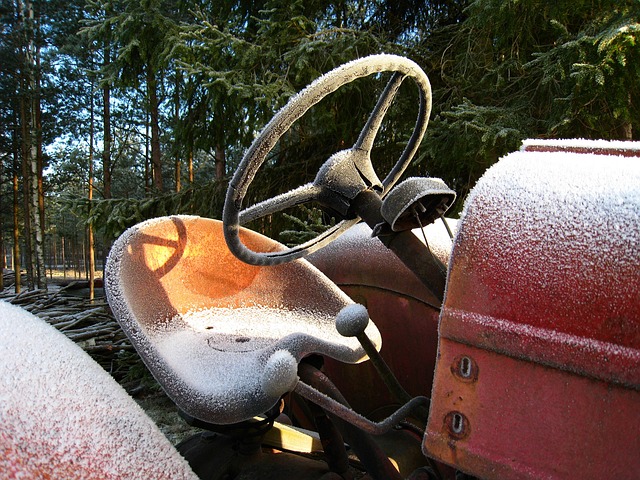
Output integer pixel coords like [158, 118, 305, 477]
[105, 215, 381, 425]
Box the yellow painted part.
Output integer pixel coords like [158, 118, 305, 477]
[260, 421, 323, 453]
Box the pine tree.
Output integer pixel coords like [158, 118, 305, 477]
[423, 0, 640, 212]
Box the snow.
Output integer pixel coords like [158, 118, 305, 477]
[335, 303, 371, 337]
[455, 150, 640, 294]
[261, 350, 299, 398]
[0, 301, 197, 480]
[178, 305, 356, 352]
[521, 138, 640, 153]
[446, 148, 640, 382]
[150, 303, 378, 411]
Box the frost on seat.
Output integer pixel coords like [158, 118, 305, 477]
[105, 216, 381, 425]
[0, 301, 197, 480]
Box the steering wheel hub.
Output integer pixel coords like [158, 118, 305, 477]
[223, 54, 432, 266]
[313, 148, 383, 219]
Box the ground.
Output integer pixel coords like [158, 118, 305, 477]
[134, 390, 201, 445]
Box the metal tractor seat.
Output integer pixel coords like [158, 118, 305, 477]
[105, 215, 381, 425]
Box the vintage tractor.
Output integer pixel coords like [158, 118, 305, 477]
[2, 55, 638, 479]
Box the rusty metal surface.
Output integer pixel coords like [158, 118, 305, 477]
[522, 138, 640, 157]
[321, 285, 440, 419]
[438, 151, 640, 386]
[308, 221, 450, 417]
[424, 339, 640, 479]
[425, 149, 640, 478]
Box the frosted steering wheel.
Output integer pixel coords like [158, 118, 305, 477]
[223, 54, 432, 266]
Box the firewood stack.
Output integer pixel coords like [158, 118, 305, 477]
[0, 274, 132, 372]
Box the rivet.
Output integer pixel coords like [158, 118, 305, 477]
[460, 356, 472, 378]
[452, 412, 464, 433]
[451, 355, 478, 382]
[444, 411, 470, 439]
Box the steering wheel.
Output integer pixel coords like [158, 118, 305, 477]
[223, 54, 432, 266]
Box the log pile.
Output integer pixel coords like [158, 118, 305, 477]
[0, 276, 132, 371]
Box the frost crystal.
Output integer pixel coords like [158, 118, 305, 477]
[445, 147, 640, 386]
[105, 216, 382, 425]
[0, 301, 197, 479]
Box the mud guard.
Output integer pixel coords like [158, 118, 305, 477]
[424, 146, 640, 479]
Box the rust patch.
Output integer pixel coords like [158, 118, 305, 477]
[451, 355, 479, 383]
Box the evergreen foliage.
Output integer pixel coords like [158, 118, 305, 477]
[1, 0, 638, 275]
[424, 0, 640, 211]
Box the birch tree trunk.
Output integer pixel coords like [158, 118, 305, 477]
[22, 0, 46, 290]
[88, 81, 96, 301]
[19, 74, 33, 289]
[35, 43, 45, 290]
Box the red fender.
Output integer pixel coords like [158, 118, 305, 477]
[0, 301, 197, 479]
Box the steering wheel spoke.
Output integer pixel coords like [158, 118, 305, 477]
[223, 54, 432, 266]
[239, 183, 321, 225]
[355, 72, 406, 154]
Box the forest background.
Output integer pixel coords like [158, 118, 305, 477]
[1, 0, 638, 293]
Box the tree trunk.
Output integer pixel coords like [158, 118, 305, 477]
[188, 145, 194, 184]
[100, 41, 112, 273]
[145, 111, 151, 194]
[31, 39, 46, 290]
[12, 142, 21, 294]
[215, 143, 225, 181]
[29, 118, 45, 290]
[148, 66, 163, 191]
[102, 44, 112, 200]
[20, 88, 35, 290]
[187, 103, 194, 185]
[51, 233, 56, 275]
[102, 86, 112, 199]
[619, 94, 633, 140]
[61, 235, 67, 280]
[175, 155, 181, 192]
[88, 83, 96, 300]
[0, 152, 4, 291]
[175, 153, 181, 192]
[174, 73, 181, 192]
